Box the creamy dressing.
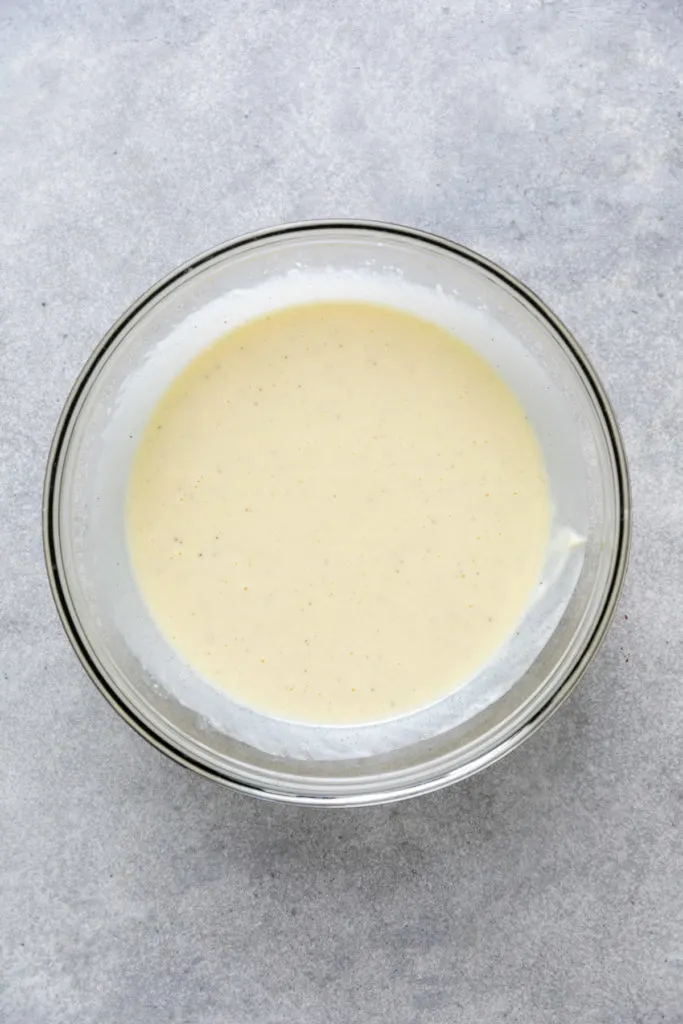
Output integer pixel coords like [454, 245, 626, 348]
[127, 301, 549, 724]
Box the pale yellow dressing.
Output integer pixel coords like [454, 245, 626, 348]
[127, 302, 549, 724]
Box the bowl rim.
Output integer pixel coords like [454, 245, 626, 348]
[43, 218, 632, 806]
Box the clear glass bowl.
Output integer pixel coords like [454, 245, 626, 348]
[43, 221, 630, 805]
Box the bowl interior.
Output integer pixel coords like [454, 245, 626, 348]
[46, 224, 628, 803]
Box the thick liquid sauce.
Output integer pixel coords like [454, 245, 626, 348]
[127, 301, 549, 724]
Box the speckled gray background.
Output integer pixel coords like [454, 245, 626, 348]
[1, 1, 682, 1022]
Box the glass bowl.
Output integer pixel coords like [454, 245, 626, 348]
[43, 221, 630, 805]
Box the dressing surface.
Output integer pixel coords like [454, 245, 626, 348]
[127, 301, 549, 723]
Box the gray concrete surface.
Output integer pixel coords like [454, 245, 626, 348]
[1, 1, 682, 1021]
